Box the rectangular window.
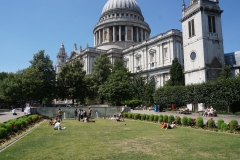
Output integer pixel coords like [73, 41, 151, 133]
[208, 16, 216, 33]
[188, 19, 195, 38]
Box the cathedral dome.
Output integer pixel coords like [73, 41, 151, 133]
[102, 0, 142, 15]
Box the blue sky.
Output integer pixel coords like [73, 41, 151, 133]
[0, 0, 239, 73]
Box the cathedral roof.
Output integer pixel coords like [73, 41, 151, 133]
[102, 0, 142, 15]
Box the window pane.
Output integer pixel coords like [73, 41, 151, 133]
[188, 21, 191, 37]
[212, 16, 216, 33]
[208, 16, 212, 32]
[192, 19, 195, 36]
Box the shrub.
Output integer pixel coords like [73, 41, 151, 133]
[182, 116, 188, 126]
[207, 119, 214, 128]
[127, 113, 132, 119]
[0, 127, 7, 139]
[235, 112, 240, 116]
[154, 115, 159, 121]
[146, 114, 150, 121]
[230, 119, 238, 131]
[175, 116, 181, 125]
[221, 123, 228, 131]
[196, 117, 204, 127]
[134, 114, 139, 120]
[5, 123, 12, 134]
[159, 115, 163, 123]
[168, 115, 174, 124]
[123, 112, 128, 118]
[217, 119, 224, 129]
[149, 115, 154, 121]
[141, 114, 146, 121]
[0, 123, 6, 128]
[132, 114, 135, 119]
[16, 121, 22, 130]
[187, 117, 193, 126]
[163, 115, 168, 122]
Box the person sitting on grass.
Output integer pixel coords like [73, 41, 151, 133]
[53, 116, 58, 125]
[54, 120, 66, 130]
[49, 118, 53, 126]
[12, 108, 17, 115]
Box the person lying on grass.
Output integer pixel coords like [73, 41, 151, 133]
[161, 121, 176, 129]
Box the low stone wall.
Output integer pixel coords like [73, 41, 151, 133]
[30, 106, 129, 119]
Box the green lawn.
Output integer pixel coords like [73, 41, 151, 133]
[0, 119, 240, 160]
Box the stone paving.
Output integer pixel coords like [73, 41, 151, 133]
[130, 109, 240, 123]
[0, 109, 25, 123]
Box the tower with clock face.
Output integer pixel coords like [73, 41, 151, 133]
[181, 0, 225, 85]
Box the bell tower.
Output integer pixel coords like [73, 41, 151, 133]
[181, 0, 224, 85]
[56, 42, 68, 73]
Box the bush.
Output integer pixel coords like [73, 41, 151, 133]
[163, 115, 168, 122]
[234, 112, 240, 116]
[159, 115, 163, 123]
[0, 123, 6, 128]
[221, 123, 228, 131]
[146, 114, 150, 121]
[141, 114, 146, 121]
[182, 116, 188, 126]
[0, 127, 7, 139]
[16, 121, 22, 130]
[207, 119, 214, 128]
[196, 117, 204, 127]
[175, 116, 181, 125]
[230, 119, 238, 131]
[134, 114, 140, 120]
[127, 113, 132, 119]
[216, 111, 233, 115]
[187, 117, 193, 126]
[168, 115, 174, 124]
[5, 123, 12, 134]
[123, 112, 128, 118]
[154, 115, 159, 121]
[149, 115, 154, 121]
[217, 119, 224, 129]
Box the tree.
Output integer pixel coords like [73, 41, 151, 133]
[92, 54, 112, 104]
[57, 59, 86, 104]
[98, 59, 132, 105]
[218, 64, 232, 80]
[166, 58, 185, 86]
[29, 50, 55, 104]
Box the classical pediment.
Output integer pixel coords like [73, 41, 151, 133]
[206, 57, 222, 68]
[69, 51, 79, 59]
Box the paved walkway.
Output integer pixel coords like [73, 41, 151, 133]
[130, 110, 240, 123]
[0, 109, 25, 123]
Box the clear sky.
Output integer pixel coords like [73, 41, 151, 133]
[0, 0, 239, 73]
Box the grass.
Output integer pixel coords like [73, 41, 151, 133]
[0, 119, 240, 160]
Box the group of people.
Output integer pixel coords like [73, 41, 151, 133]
[74, 107, 94, 123]
[108, 111, 124, 122]
[48, 109, 65, 130]
[203, 106, 215, 117]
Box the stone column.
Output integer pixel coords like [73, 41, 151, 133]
[107, 27, 110, 42]
[119, 25, 122, 41]
[113, 26, 116, 42]
[145, 31, 147, 40]
[94, 32, 96, 46]
[141, 28, 143, 42]
[98, 30, 101, 45]
[136, 27, 139, 42]
[131, 26, 133, 41]
[125, 26, 127, 41]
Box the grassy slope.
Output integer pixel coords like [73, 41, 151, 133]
[0, 119, 240, 160]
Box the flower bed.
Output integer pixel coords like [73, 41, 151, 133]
[123, 112, 240, 134]
[0, 114, 43, 147]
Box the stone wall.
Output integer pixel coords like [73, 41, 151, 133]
[30, 106, 130, 119]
